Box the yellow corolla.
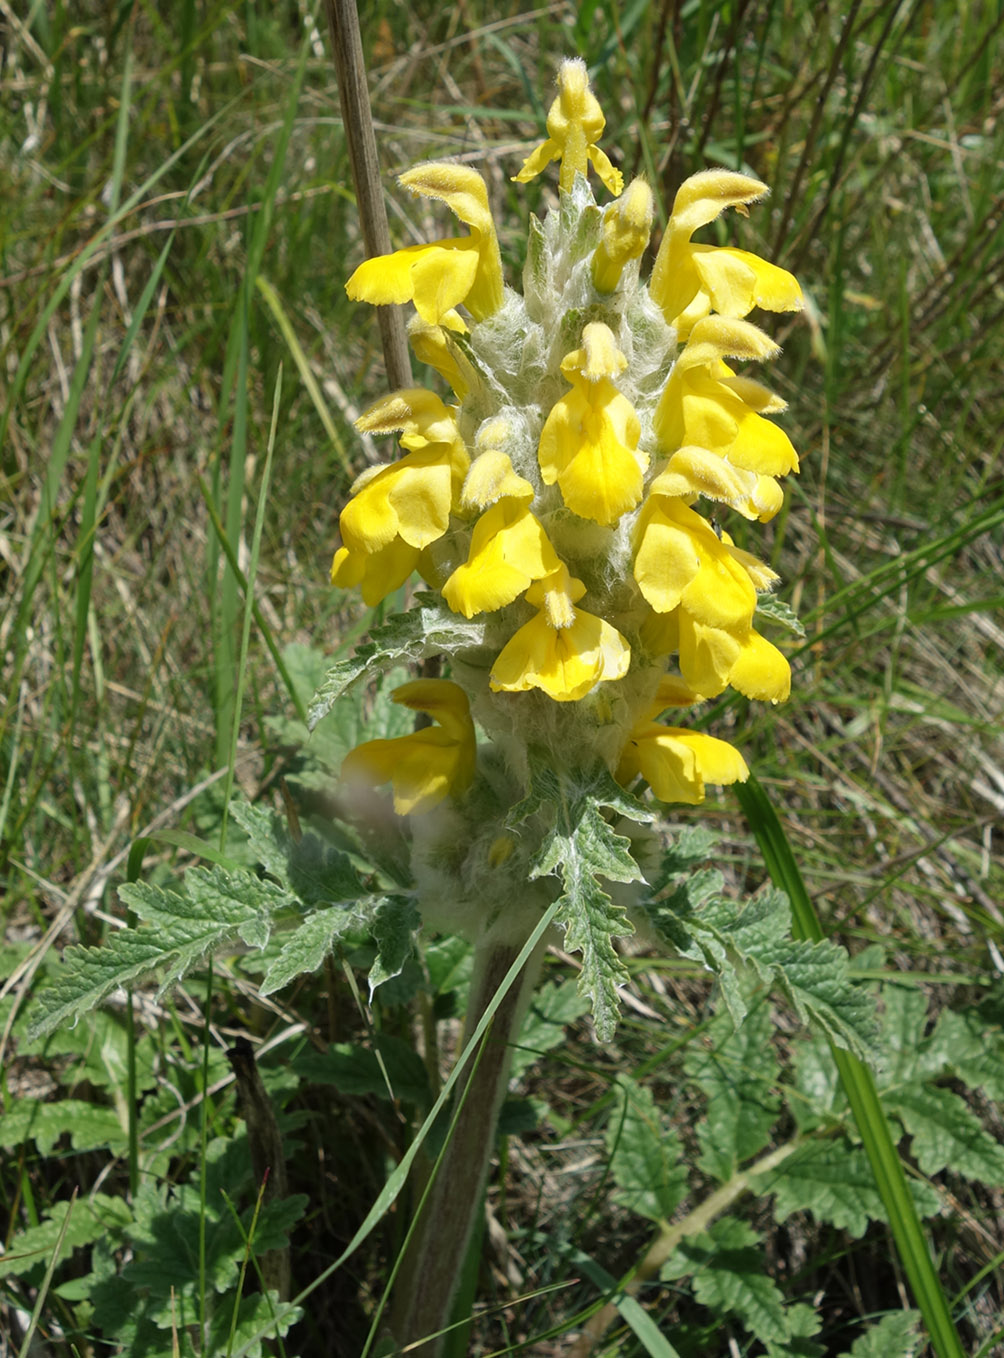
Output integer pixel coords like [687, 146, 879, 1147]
[490, 565, 630, 702]
[339, 679, 476, 815]
[538, 323, 647, 524]
[633, 490, 757, 629]
[346, 163, 504, 324]
[513, 57, 623, 196]
[650, 169, 802, 337]
[442, 500, 561, 618]
[338, 441, 468, 556]
[677, 610, 791, 703]
[655, 316, 799, 478]
[617, 721, 749, 804]
[330, 538, 423, 608]
[592, 179, 654, 293]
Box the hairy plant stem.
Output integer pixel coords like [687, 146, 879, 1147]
[388, 934, 546, 1356]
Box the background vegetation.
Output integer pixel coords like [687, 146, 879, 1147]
[2, 0, 1002, 1354]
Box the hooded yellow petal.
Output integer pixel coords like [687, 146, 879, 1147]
[330, 539, 420, 606]
[618, 725, 749, 803]
[490, 607, 630, 702]
[692, 245, 803, 317]
[442, 501, 560, 617]
[339, 444, 459, 554]
[339, 679, 475, 816]
[727, 629, 791, 702]
[346, 240, 480, 325]
[513, 58, 623, 195]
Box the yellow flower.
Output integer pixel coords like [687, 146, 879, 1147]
[442, 499, 561, 618]
[538, 323, 647, 524]
[649, 169, 802, 337]
[330, 538, 423, 607]
[617, 722, 749, 804]
[592, 179, 654, 293]
[407, 314, 479, 401]
[513, 58, 623, 196]
[677, 610, 791, 702]
[632, 491, 757, 629]
[340, 679, 476, 816]
[336, 390, 470, 558]
[490, 564, 630, 702]
[649, 445, 784, 523]
[655, 316, 799, 478]
[346, 163, 503, 324]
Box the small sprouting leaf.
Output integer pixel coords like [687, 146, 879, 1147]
[606, 1073, 687, 1223]
[0, 1099, 125, 1156]
[511, 979, 590, 1080]
[307, 596, 486, 727]
[756, 1138, 940, 1237]
[836, 1310, 922, 1358]
[886, 1083, 1004, 1182]
[686, 997, 780, 1183]
[293, 1034, 431, 1106]
[755, 593, 805, 638]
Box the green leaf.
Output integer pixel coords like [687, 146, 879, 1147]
[0, 1193, 133, 1278]
[29, 866, 285, 1038]
[259, 903, 368, 995]
[0, 1099, 125, 1156]
[756, 1139, 940, 1237]
[228, 799, 365, 903]
[293, 1035, 431, 1105]
[886, 1084, 1004, 1183]
[307, 595, 486, 727]
[512, 758, 651, 1041]
[368, 895, 422, 995]
[605, 1073, 688, 1223]
[918, 1004, 1004, 1099]
[685, 997, 780, 1183]
[663, 1217, 789, 1345]
[755, 593, 806, 638]
[765, 1303, 825, 1358]
[510, 978, 591, 1080]
[837, 1310, 922, 1358]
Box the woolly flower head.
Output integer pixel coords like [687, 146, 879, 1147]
[333, 59, 803, 820]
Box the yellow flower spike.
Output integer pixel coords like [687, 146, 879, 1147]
[633, 493, 757, 629]
[442, 500, 561, 618]
[513, 58, 624, 196]
[655, 317, 799, 478]
[346, 162, 503, 324]
[592, 179, 655, 293]
[490, 564, 630, 702]
[538, 323, 647, 524]
[340, 679, 476, 816]
[617, 723, 749, 804]
[650, 168, 802, 336]
[653, 446, 784, 523]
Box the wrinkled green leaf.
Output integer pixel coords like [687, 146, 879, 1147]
[606, 1073, 687, 1223]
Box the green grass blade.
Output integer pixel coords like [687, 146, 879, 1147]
[736, 774, 965, 1358]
